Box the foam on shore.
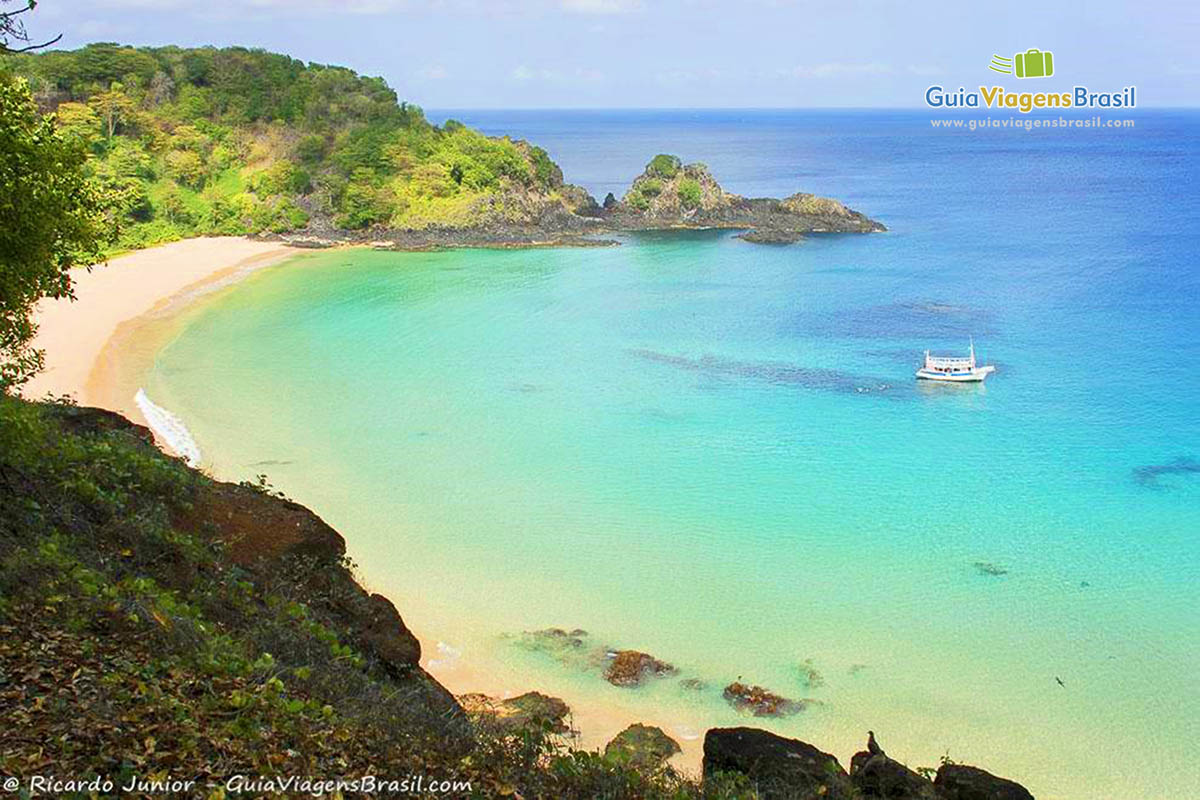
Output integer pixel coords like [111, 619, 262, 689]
[134, 388, 202, 467]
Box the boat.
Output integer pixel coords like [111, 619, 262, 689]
[915, 338, 996, 382]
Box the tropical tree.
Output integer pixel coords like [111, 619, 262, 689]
[0, 75, 109, 391]
[88, 82, 136, 141]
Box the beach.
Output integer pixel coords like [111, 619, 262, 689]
[21, 237, 300, 429]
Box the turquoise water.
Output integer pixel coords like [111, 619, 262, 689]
[146, 111, 1199, 799]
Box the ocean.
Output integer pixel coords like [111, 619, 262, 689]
[142, 110, 1199, 799]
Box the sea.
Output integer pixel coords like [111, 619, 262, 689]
[139, 109, 1200, 799]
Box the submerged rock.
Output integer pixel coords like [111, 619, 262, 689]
[934, 764, 1035, 800]
[604, 723, 681, 769]
[973, 561, 1009, 577]
[459, 691, 572, 734]
[604, 650, 678, 687]
[722, 682, 803, 717]
[679, 677, 707, 691]
[703, 727, 854, 799]
[850, 751, 936, 798]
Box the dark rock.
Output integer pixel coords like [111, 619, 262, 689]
[604, 650, 678, 687]
[722, 681, 803, 717]
[360, 592, 421, 667]
[521, 627, 589, 650]
[850, 751, 936, 798]
[703, 727, 854, 799]
[603, 191, 619, 210]
[934, 764, 1035, 800]
[604, 723, 681, 769]
[736, 229, 805, 244]
[460, 691, 572, 734]
[180, 480, 346, 568]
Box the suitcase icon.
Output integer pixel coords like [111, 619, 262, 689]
[1014, 49, 1054, 78]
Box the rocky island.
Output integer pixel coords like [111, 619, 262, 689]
[286, 151, 885, 250]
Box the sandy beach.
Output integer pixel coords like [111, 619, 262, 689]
[20, 237, 300, 427]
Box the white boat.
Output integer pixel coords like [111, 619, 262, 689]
[915, 339, 995, 382]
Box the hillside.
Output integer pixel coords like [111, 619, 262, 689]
[2, 45, 883, 251]
[2, 44, 596, 251]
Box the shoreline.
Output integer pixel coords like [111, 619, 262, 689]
[18, 234, 706, 770]
[22, 237, 302, 432]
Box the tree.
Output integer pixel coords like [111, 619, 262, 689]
[0, 75, 110, 391]
[88, 82, 135, 141]
[0, 1, 61, 53]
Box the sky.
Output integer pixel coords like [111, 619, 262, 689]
[24, 0, 1200, 108]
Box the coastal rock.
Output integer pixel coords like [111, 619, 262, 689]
[604, 650, 678, 687]
[722, 681, 803, 717]
[605, 154, 885, 241]
[460, 691, 572, 734]
[602, 191, 619, 210]
[934, 764, 1035, 800]
[680, 677, 707, 691]
[604, 723, 681, 769]
[360, 592, 422, 667]
[180, 480, 347, 567]
[703, 727, 854, 799]
[850, 751, 936, 798]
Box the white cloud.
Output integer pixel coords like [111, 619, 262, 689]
[785, 62, 893, 79]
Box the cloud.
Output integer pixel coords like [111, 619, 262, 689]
[785, 62, 893, 79]
[906, 64, 943, 77]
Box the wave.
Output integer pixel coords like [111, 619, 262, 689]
[134, 388, 202, 467]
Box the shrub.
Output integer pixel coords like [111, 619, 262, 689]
[678, 177, 702, 210]
[646, 153, 681, 179]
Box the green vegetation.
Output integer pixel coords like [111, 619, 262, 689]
[0, 395, 753, 799]
[646, 153, 681, 179]
[0, 73, 109, 391]
[678, 177, 702, 210]
[1, 43, 572, 249]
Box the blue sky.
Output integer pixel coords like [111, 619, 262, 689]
[27, 0, 1200, 108]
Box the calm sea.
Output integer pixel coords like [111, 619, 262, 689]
[144, 110, 1200, 799]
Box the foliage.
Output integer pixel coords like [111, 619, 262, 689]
[2, 44, 572, 248]
[678, 177, 702, 210]
[646, 153, 681, 179]
[0, 74, 109, 391]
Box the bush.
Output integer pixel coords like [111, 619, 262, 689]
[678, 177, 702, 210]
[646, 153, 681, 179]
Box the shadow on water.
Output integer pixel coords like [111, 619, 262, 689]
[1132, 456, 1200, 488]
[627, 348, 898, 396]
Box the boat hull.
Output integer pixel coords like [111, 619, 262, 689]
[915, 366, 995, 382]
